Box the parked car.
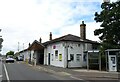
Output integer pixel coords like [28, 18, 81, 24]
[16, 56, 23, 61]
[6, 57, 15, 63]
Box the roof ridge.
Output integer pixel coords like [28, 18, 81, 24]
[43, 34, 99, 46]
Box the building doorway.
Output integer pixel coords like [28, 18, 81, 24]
[48, 53, 50, 65]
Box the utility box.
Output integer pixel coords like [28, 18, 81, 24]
[108, 55, 117, 72]
[106, 49, 120, 72]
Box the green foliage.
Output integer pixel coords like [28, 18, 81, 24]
[0, 38, 3, 51]
[6, 51, 14, 57]
[94, 1, 120, 50]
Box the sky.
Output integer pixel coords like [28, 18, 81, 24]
[0, 0, 117, 55]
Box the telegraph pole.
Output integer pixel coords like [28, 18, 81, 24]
[18, 42, 20, 52]
[23, 43, 24, 50]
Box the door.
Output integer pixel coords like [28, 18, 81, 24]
[109, 55, 117, 72]
[48, 53, 50, 65]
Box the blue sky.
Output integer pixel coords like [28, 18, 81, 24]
[0, 0, 117, 54]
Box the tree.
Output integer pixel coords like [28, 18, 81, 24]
[0, 29, 3, 51]
[6, 51, 14, 57]
[94, 1, 120, 50]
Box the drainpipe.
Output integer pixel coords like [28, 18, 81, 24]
[66, 45, 68, 68]
[34, 51, 36, 66]
[87, 52, 89, 70]
[65, 42, 69, 68]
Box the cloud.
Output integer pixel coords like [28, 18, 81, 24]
[0, 0, 101, 54]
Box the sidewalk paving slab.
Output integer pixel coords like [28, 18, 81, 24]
[25, 62, 119, 80]
[36, 65, 119, 79]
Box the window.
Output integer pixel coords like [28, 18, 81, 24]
[111, 57, 115, 64]
[78, 44, 80, 47]
[70, 54, 74, 61]
[76, 54, 81, 61]
[92, 44, 98, 50]
[83, 53, 87, 62]
[55, 50, 58, 59]
[59, 54, 62, 61]
[70, 46, 73, 49]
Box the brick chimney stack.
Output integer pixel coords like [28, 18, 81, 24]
[80, 21, 86, 40]
[49, 32, 52, 41]
[39, 37, 42, 43]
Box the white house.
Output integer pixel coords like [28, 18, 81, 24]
[42, 21, 99, 68]
[19, 49, 30, 62]
[22, 21, 99, 68]
[43, 34, 99, 68]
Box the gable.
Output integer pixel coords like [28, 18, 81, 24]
[28, 40, 44, 50]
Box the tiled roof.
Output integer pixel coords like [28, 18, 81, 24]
[19, 49, 28, 53]
[22, 34, 99, 51]
[28, 40, 44, 50]
[43, 34, 99, 46]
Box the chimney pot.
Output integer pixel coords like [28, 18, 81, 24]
[49, 32, 52, 40]
[29, 43, 31, 47]
[39, 37, 42, 43]
[82, 21, 84, 24]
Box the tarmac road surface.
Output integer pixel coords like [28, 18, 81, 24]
[2, 61, 85, 82]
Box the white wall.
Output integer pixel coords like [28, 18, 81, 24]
[66, 42, 82, 68]
[44, 41, 94, 68]
[45, 42, 65, 68]
[85, 43, 93, 51]
[19, 50, 30, 61]
[30, 50, 34, 62]
[44, 48, 47, 65]
[23, 51, 30, 61]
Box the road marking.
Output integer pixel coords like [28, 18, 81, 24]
[70, 76, 84, 80]
[0, 75, 2, 77]
[17, 62, 20, 64]
[3, 64, 10, 82]
[57, 72, 71, 76]
[28, 64, 32, 66]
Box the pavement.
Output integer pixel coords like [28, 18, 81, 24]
[27, 63, 119, 80]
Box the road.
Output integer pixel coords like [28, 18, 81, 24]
[2, 61, 85, 81]
[1, 61, 119, 82]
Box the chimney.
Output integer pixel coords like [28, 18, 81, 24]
[39, 37, 42, 43]
[80, 21, 86, 40]
[49, 32, 52, 40]
[29, 43, 31, 47]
